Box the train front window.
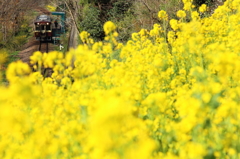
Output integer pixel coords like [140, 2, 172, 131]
[35, 25, 40, 31]
[46, 25, 51, 30]
[41, 25, 45, 30]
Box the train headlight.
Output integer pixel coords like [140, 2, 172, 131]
[47, 23, 49, 25]
[37, 23, 39, 25]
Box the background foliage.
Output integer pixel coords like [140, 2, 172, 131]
[77, 0, 224, 43]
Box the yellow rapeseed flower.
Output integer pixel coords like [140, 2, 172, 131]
[170, 19, 179, 31]
[103, 21, 116, 35]
[184, 2, 192, 11]
[177, 10, 186, 18]
[80, 31, 90, 43]
[199, 4, 207, 13]
[158, 10, 168, 21]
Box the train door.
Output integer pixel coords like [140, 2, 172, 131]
[40, 24, 47, 39]
[46, 24, 51, 31]
[35, 24, 40, 31]
[46, 23, 52, 40]
[40, 25, 46, 33]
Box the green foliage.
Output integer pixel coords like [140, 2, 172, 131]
[108, 0, 134, 42]
[108, 0, 132, 20]
[113, 13, 135, 42]
[78, 0, 222, 43]
[79, 0, 89, 4]
[5, 51, 19, 65]
[109, 0, 183, 42]
[79, 4, 104, 41]
[11, 35, 28, 51]
[158, 0, 183, 19]
[78, 0, 134, 42]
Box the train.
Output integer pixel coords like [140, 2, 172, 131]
[34, 15, 53, 41]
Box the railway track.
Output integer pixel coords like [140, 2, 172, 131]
[37, 41, 53, 77]
[39, 41, 49, 53]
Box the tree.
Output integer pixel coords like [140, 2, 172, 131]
[0, 0, 42, 43]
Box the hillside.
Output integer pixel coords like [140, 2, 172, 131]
[69, 0, 225, 42]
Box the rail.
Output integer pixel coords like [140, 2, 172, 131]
[37, 41, 52, 77]
[38, 41, 49, 53]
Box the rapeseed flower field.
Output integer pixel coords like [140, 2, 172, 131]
[1, 0, 240, 158]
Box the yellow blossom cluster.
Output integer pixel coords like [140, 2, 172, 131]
[46, 5, 56, 12]
[1, 0, 240, 158]
[80, 31, 94, 45]
[158, 10, 168, 21]
[176, 10, 186, 18]
[199, 4, 207, 13]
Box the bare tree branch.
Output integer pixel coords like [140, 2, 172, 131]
[64, 0, 80, 35]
